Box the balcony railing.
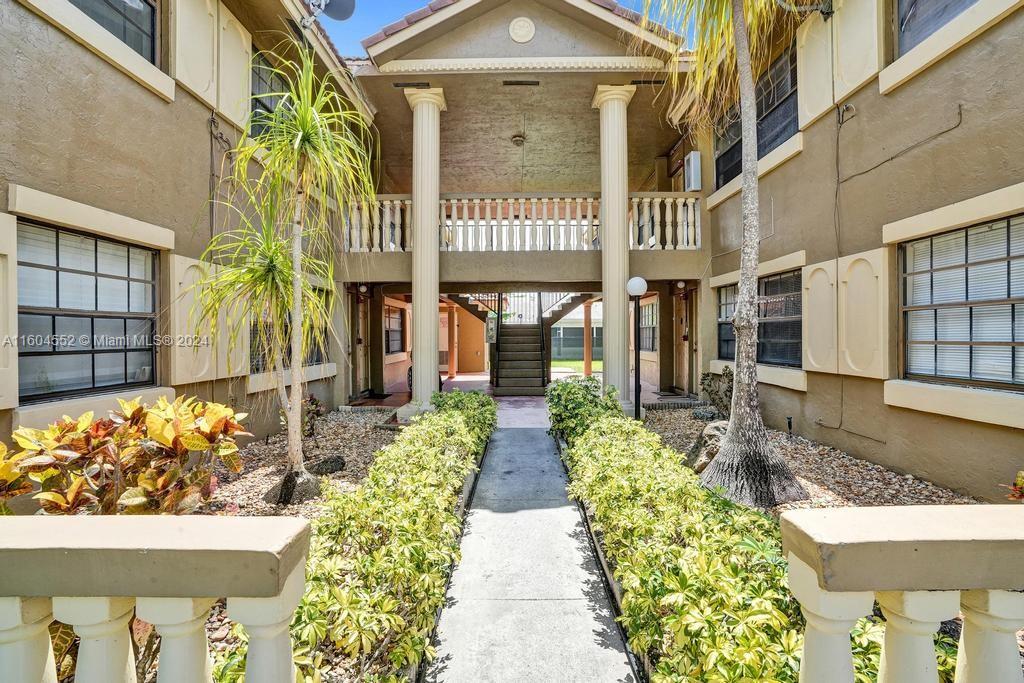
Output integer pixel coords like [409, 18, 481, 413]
[341, 192, 703, 254]
[781, 505, 1024, 683]
[629, 192, 701, 250]
[0, 517, 309, 683]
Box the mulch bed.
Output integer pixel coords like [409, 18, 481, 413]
[644, 407, 978, 514]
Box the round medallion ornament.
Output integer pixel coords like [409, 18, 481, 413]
[509, 17, 535, 43]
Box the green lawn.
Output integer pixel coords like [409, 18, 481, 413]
[550, 359, 603, 374]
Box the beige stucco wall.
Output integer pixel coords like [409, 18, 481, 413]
[702, 10, 1024, 501]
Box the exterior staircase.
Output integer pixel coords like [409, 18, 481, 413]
[493, 323, 545, 396]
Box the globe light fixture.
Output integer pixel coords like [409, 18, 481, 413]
[626, 276, 648, 419]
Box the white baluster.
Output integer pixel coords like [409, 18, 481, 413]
[382, 200, 394, 252]
[472, 199, 481, 252]
[955, 590, 1024, 683]
[573, 198, 583, 250]
[664, 196, 676, 249]
[136, 598, 216, 683]
[347, 202, 359, 252]
[360, 200, 371, 253]
[642, 197, 652, 249]
[629, 197, 639, 250]
[0, 597, 57, 683]
[404, 199, 413, 251]
[53, 597, 136, 683]
[540, 198, 549, 251]
[518, 198, 526, 252]
[498, 198, 507, 251]
[228, 565, 305, 683]
[552, 199, 562, 251]
[460, 198, 471, 252]
[652, 197, 664, 250]
[453, 199, 463, 252]
[689, 198, 698, 248]
[674, 197, 685, 248]
[369, 201, 381, 252]
[877, 591, 960, 683]
[586, 198, 596, 250]
[439, 199, 448, 251]
[787, 554, 872, 683]
[483, 199, 492, 252]
[530, 198, 539, 251]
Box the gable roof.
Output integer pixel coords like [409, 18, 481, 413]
[361, 0, 679, 55]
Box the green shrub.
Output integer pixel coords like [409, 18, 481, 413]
[545, 375, 621, 446]
[561, 413, 958, 682]
[214, 394, 497, 683]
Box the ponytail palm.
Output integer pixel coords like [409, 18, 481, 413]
[639, 0, 808, 507]
[200, 38, 374, 503]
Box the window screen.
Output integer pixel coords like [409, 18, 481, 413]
[17, 223, 157, 402]
[639, 301, 658, 352]
[69, 0, 157, 64]
[717, 269, 803, 368]
[901, 214, 1024, 389]
[897, 0, 979, 56]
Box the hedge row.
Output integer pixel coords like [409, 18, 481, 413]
[215, 390, 497, 683]
[545, 377, 957, 683]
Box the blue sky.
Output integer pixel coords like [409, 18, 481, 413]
[321, 0, 648, 57]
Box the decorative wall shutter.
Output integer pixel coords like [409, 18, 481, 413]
[831, 0, 884, 102]
[172, 0, 218, 107]
[802, 259, 838, 373]
[0, 214, 19, 409]
[838, 248, 891, 379]
[796, 12, 834, 129]
[217, 1, 252, 130]
[168, 255, 216, 385]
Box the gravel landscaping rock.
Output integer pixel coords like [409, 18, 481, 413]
[645, 408, 978, 515]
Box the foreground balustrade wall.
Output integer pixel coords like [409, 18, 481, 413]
[781, 505, 1024, 683]
[0, 517, 310, 683]
[340, 192, 703, 253]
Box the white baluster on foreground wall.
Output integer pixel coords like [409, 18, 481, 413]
[781, 506, 1024, 683]
[0, 517, 310, 683]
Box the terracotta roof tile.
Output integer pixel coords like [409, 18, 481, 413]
[360, 0, 657, 51]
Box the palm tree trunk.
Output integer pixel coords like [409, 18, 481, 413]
[287, 176, 307, 475]
[699, 0, 806, 508]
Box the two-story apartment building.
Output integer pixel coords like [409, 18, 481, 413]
[0, 0, 362, 437]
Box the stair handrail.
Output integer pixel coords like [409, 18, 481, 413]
[538, 293, 547, 388]
[494, 294, 502, 388]
[541, 292, 573, 316]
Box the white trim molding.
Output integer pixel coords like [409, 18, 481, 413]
[13, 387, 176, 431]
[706, 133, 804, 210]
[8, 185, 175, 250]
[247, 363, 337, 395]
[16, 0, 175, 101]
[710, 250, 808, 288]
[883, 180, 1024, 244]
[377, 55, 667, 74]
[879, 0, 1024, 95]
[884, 380, 1024, 430]
[710, 359, 808, 392]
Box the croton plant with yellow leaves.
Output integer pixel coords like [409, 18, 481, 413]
[0, 396, 249, 516]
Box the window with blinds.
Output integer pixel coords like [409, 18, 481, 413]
[639, 301, 658, 352]
[901, 214, 1024, 390]
[896, 0, 979, 56]
[714, 44, 799, 190]
[385, 306, 405, 354]
[717, 269, 803, 368]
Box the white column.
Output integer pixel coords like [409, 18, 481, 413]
[228, 564, 305, 683]
[593, 85, 635, 409]
[955, 590, 1024, 683]
[0, 597, 57, 683]
[877, 590, 960, 683]
[52, 597, 136, 683]
[402, 88, 446, 416]
[136, 597, 216, 683]
[786, 554, 873, 683]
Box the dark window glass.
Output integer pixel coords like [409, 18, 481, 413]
[901, 214, 1024, 390]
[639, 301, 658, 352]
[68, 0, 157, 64]
[715, 45, 798, 189]
[251, 53, 288, 138]
[249, 292, 330, 374]
[717, 270, 803, 367]
[16, 223, 157, 402]
[897, 0, 979, 56]
[385, 305, 406, 354]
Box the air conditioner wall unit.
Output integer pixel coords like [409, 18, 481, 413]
[684, 151, 702, 192]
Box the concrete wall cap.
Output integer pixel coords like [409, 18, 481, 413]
[780, 505, 1024, 593]
[0, 517, 310, 599]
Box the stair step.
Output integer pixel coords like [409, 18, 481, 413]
[501, 342, 541, 352]
[498, 368, 544, 378]
[500, 352, 542, 362]
[497, 378, 544, 387]
[493, 386, 546, 396]
[500, 326, 540, 335]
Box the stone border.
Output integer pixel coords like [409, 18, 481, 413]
[553, 433, 653, 682]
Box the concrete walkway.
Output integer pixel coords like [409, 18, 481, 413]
[425, 397, 635, 683]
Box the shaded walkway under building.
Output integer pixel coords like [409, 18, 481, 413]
[424, 396, 636, 683]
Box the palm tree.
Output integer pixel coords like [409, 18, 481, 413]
[638, 0, 812, 507]
[198, 38, 374, 503]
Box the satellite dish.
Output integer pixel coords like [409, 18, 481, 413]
[322, 0, 355, 21]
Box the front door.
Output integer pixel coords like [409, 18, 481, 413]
[674, 290, 694, 394]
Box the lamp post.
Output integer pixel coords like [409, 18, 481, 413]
[626, 276, 648, 420]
